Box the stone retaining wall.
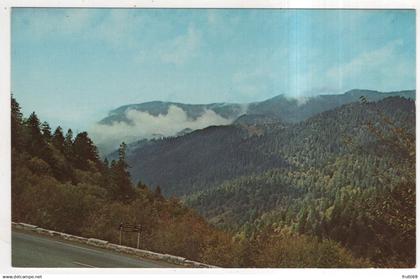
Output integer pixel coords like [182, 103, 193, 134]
[12, 222, 217, 268]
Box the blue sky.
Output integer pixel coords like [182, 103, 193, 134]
[12, 8, 416, 131]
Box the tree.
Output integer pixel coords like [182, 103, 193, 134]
[52, 126, 65, 152]
[73, 132, 99, 170]
[24, 112, 51, 161]
[41, 121, 52, 142]
[118, 142, 128, 167]
[11, 96, 24, 151]
[109, 142, 134, 200]
[64, 129, 74, 161]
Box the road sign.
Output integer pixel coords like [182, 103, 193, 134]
[119, 223, 141, 232]
[118, 223, 142, 248]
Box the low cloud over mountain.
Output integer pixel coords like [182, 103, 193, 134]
[90, 105, 236, 154]
[90, 90, 415, 155]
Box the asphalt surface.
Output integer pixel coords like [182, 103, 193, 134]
[12, 230, 180, 268]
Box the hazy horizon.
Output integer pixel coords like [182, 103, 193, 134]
[105, 88, 416, 110]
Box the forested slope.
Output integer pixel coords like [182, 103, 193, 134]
[11, 96, 369, 267]
[186, 96, 415, 266]
[123, 96, 415, 267]
[127, 97, 414, 196]
[127, 124, 291, 196]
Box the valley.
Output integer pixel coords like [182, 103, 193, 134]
[11, 90, 416, 267]
[101, 91, 416, 267]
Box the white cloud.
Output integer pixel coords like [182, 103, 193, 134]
[284, 95, 313, 106]
[326, 39, 413, 91]
[280, 39, 414, 97]
[160, 25, 202, 65]
[90, 105, 234, 154]
[92, 10, 147, 49]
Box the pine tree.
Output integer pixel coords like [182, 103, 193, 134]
[64, 129, 74, 161]
[73, 132, 99, 170]
[52, 126, 65, 152]
[118, 142, 128, 167]
[24, 112, 45, 157]
[41, 121, 52, 142]
[11, 96, 24, 151]
[110, 142, 134, 200]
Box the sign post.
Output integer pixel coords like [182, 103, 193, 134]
[118, 223, 141, 248]
[119, 222, 123, 245]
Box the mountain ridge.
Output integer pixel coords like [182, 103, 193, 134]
[123, 95, 414, 199]
[98, 89, 414, 142]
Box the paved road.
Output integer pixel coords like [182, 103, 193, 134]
[12, 230, 180, 268]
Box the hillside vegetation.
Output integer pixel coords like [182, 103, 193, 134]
[124, 96, 415, 267]
[11, 96, 370, 267]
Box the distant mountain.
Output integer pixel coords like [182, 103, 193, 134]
[233, 113, 283, 126]
[124, 95, 415, 199]
[185, 96, 415, 226]
[125, 124, 290, 195]
[101, 89, 415, 126]
[108, 94, 415, 265]
[176, 128, 194, 137]
[99, 101, 247, 125]
[246, 89, 415, 123]
[97, 90, 415, 153]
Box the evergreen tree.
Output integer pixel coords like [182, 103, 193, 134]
[118, 142, 128, 167]
[64, 129, 74, 161]
[41, 121, 52, 142]
[11, 96, 24, 151]
[24, 112, 46, 158]
[52, 126, 65, 152]
[73, 132, 99, 170]
[110, 142, 134, 200]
